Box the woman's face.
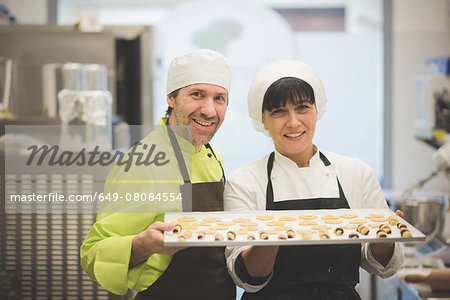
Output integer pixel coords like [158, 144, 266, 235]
[263, 101, 317, 166]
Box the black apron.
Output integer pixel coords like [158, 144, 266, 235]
[243, 152, 361, 300]
[135, 124, 236, 300]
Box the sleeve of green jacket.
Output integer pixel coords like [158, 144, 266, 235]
[80, 211, 172, 295]
[80, 128, 183, 295]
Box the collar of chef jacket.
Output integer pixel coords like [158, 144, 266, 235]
[271, 150, 340, 202]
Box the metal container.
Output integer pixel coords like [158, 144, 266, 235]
[42, 63, 62, 118]
[0, 56, 13, 112]
[84, 64, 108, 91]
[61, 63, 86, 91]
[389, 195, 447, 243]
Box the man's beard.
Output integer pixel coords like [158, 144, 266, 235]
[173, 109, 219, 146]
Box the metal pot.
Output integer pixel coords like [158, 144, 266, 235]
[388, 195, 447, 243]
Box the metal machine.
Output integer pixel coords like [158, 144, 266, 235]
[0, 25, 153, 300]
[408, 56, 450, 245]
[380, 57, 450, 300]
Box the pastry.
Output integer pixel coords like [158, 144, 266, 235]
[267, 221, 285, 226]
[287, 229, 296, 238]
[368, 223, 382, 228]
[388, 216, 399, 226]
[227, 231, 236, 241]
[365, 214, 384, 219]
[173, 224, 182, 234]
[210, 226, 228, 231]
[321, 214, 339, 220]
[218, 221, 236, 226]
[197, 232, 205, 240]
[233, 218, 251, 223]
[311, 225, 331, 231]
[397, 223, 407, 230]
[357, 224, 370, 235]
[240, 222, 258, 227]
[171, 221, 190, 226]
[349, 219, 367, 224]
[184, 230, 192, 239]
[379, 224, 391, 234]
[259, 230, 269, 240]
[376, 230, 387, 238]
[298, 214, 317, 220]
[182, 225, 199, 230]
[204, 217, 221, 223]
[343, 224, 358, 230]
[265, 230, 278, 235]
[299, 220, 318, 226]
[324, 219, 342, 224]
[334, 227, 344, 236]
[178, 235, 187, 242]
[279, 216, 296, 222]
[301, 233, 312, 240]
[245, 226, 259, 231]
[278, 233, 287, 240]
[340, 213, 358, 219]
[236, 229, 249, 235]
[371, 217, 388, 222]
[215, 233, 224, 241]
[400, 229, 412, 237]
[274, 226, 293, 232]
[319, 233, 330, 240]
[256, 215, 275, 221]
[192, 222, 213, 226]
[177, 216, 197, 222]
[348, 233, 359, 239]
[247, 234, 255, 241]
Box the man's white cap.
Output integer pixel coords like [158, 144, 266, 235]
[248, 60, 327, 135]
[166, 49, 232, 95]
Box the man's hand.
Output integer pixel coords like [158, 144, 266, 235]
[369, 209, 404, 267]
[129, 221, 185, 267]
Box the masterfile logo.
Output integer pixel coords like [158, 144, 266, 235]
[26, 143, 170, 172]
[4, 124, 193, 214]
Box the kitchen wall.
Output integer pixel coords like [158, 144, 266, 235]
[1, 0, 48, 24]
[391, 0, 450, 195]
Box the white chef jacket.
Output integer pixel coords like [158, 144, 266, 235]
[224, 149, 404, 292]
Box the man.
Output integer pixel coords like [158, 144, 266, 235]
[80, 49, 236, 299]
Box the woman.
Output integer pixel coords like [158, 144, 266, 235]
[224, 60, 404, 299]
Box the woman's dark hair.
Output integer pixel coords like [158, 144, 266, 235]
[262, 77, 315, 113]
[165, 89, 180, 116]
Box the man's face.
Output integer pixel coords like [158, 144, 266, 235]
[167, 83, 228, 151]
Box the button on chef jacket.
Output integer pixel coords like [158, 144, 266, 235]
[224, 149, 404, 293]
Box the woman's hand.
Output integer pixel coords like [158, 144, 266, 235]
[242, 246, 280, 278]
[369, 209, 404, 267]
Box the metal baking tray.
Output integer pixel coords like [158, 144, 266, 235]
[164, 208, 426, 247]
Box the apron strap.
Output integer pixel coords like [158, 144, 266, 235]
[266, 152, 276, 204]
[205, 143, 226, 182]
[165, 120, 191, 184]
